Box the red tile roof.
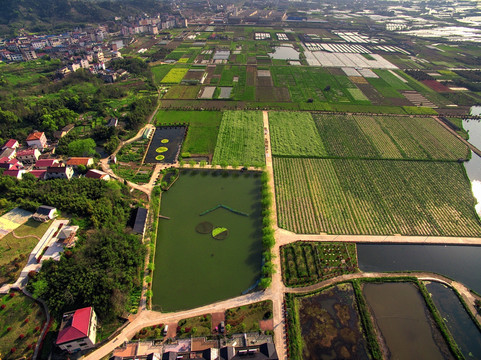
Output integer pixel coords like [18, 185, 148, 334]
[0, 157, 9, 163]
[26, 132, 45, 141]
[35, 159, 58, 167]
[67, 157, 92, 166]
[56, 307, 92, 345]
[29, 170, 47, 179]
[85, 169, 107, 179]
[3, 139, 18, 148]
[16, 149, 37, 157]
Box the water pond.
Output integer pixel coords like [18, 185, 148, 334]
[152, 170, 263, 311]
[363, 282, 453, 360]
[297, 283, 370, 360]
[144, 126, 186, 163]
[357, 244, 481, 294]
[463, 117, 481, 215]
[268, 46, 300, 60]
[426, 281, 481, 359]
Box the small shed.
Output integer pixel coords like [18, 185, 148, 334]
[133, 207, 148, 235]
[33, 205, 57, 222]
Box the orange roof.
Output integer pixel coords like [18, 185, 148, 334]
[67, 157, 92, 166]
[26, 132, 45, 141]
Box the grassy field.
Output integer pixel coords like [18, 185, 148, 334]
[0, 219, 52, 286]
[282, 241, 358, 287]
[273, 157, 481, 236]
[0, 292, 45, 360]
[268, 112, 326, 157]
[156, 110, 222, 155]
[312, 114, 468, 160]
[160, 68, 189, 83]
[212, 111, 265, 167]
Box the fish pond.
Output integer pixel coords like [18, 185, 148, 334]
[357, 244, 481, 294]
[363, 282, 454, 360]
[151, 170, 263, 311]
[144, 126, 186, 163]
[426, 281, 481, 359]
[297, 283, 371, 360]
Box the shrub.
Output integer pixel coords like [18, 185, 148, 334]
[7, 327, 12, 332]
[9, 292, 15, 298]
[24, 318, 30, 323]
[19, 334, 25, 339]
[1, 304, 5, 309]
[11, 347, 16, 353]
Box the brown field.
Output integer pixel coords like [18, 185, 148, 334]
[183, 70, 205, 81]
[257, 76, 273, 87]
[350, 76, 369, 84]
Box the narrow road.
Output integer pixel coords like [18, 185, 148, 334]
[433, 115, 481, 158]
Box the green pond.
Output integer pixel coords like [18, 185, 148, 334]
[152, 170, 263, 312]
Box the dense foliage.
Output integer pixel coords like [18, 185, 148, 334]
[0, 175, 145, 320]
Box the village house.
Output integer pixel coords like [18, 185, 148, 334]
[0, 157, 22, 170]
[29, 170, 47, 180]
[0, 147, 16, 160]
[16, 149, 41, 165]
[2, 139, 19, 150]
[54, 124, 75, 139]
[85, 169, 110, 181]
[46, 166, 74, 180]
[2, 169, 25, 179]
[34, 159, 60, 169]
[56, 307, 97, 353]
[26, 131, 48, 149]
[66, 157, 94, 168]
[32, 205, 57, 222]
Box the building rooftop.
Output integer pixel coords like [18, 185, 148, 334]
[56, 307, 93, 345]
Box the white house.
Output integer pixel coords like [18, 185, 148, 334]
[26, 131, 47, 149]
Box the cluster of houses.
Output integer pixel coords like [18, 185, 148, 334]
[0, 14, 187, 64]
[55, 306, 278, 360]
[0, 132, 110, 181]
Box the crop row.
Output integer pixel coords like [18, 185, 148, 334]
[212, 111, 265, 167]
[313, 113, 468, 160]
[273, 157, 481, 236]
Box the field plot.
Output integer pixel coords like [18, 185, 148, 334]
[269, 112, 326, 157]
[156, 111, 222, 156]
[145, 127, 186, 163]
[273, 158, 481, 236]
[163, 85, 201, 99]
[295, 284, 371, 360]
[282, 241, 357, 286]
[212, 111, 265, 167]
[313, 114, 468, 160]
[161, 68, 189, 83]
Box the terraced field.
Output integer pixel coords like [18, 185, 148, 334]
[212, 111, 265, 167]
[273, 157, 481, 236]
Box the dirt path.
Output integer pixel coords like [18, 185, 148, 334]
[10, 231, 41, 241]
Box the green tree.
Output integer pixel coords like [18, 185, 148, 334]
[67, 138, 97, 157]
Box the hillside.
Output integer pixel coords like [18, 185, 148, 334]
[0, 0, 167, 36]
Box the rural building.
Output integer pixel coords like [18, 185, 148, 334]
[26, 131, 48, 149]
[56, 307, 97, 353]
[33, 205, 57, 222]
[107, 118, 118, 127]
[0, 157, 21, 170]
[2, 169, 25, 179]
[34, 158, 60, 169]
[46, 166, 74, 180]
[85, 169, 110, 180]
[16, 149, 41, 164]
[54, 124, 75, 139]
[2, 139, 19, 150]
[67, 157, 94, 168]
[29, 170, 47, 179]
[0, 147, 16, 160]
[133, 207, 148, 235]
[58, 225, 80, 247]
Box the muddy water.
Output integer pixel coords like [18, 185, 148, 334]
[363, 282, 453, 360]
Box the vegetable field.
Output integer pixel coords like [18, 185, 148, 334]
[212, 111, 265, 167]
[282, 241, 357, 286]
[269, 112, 326, 157]
[273, 157, 481, 236]
[161, 68, 189, 83]
[313, 114, 468, 160]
